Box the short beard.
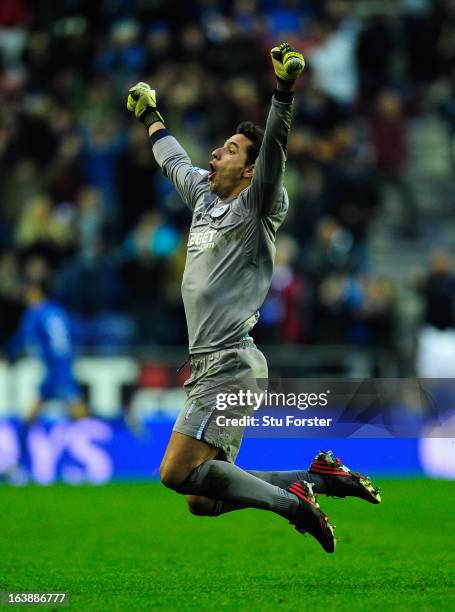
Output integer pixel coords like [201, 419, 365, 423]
[210, 181, 227, 199]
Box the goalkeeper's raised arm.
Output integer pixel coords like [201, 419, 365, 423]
[126, 42, 305, 215]
[247, 42, 305, 217]
[127, 81, 207, 211]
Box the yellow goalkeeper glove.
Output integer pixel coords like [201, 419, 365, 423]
[127, 82, 164, 129]
[270, 42, 305, 88]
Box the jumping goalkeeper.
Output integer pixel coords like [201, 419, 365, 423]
[127, 43, 381, 553]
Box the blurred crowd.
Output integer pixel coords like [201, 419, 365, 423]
[0, 0, 455, 363]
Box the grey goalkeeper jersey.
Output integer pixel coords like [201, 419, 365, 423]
[152, 96, 292, 354]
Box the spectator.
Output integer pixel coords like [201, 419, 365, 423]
[121, 212, 181, 344]
[415, 251, 455, 377]
[369, 89, 419, 237]
[15, 194, 75, 265]
[257, 234, 306, 344]
[117, 124, 158, 233]
[0, 0, 30, 67]
[356, 15, 396, 102]
[307, 12, 360, 105]
[95, 18, 146, 85]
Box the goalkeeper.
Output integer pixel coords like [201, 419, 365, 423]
[127, 43, 380, 553]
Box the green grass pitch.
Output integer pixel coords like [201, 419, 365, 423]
[1, 480, 454, 610]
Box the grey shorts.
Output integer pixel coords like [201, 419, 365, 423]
[173, 339, 268, 463]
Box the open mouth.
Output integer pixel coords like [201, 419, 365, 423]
[208, 161, 216, 180]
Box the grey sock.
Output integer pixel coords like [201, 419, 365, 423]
[211, 500, 242, 516]
[247, 470, 327, 494]
[180, 460, 299, 520]
[210, 469, 327, 516]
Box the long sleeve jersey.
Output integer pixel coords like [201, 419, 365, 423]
[151, 94, 293, 354]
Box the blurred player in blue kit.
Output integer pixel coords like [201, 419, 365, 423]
[18, 278, 88, 424]
[2, 276, 88, 481]
[127, 42, 381, 553]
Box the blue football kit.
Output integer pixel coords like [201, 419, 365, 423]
[19, 300, 80, 402]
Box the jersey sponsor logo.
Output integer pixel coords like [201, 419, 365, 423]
[187, 229, 216, 250]
[210, 204, 230, 218]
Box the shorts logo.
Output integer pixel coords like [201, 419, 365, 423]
[210, 204, 229, 218]
[188, 229, 216, 250]
[185, 402, 195, 421]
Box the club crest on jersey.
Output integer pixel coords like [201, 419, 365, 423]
[210, 204, 229, 218]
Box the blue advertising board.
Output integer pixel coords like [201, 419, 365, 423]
[1, 417, 453, 484]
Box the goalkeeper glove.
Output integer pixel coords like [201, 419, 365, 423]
[270, 42, 305, 89]
[126, 82, 164, 129]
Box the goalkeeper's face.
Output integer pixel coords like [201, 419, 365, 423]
[209, 133, 254, 199]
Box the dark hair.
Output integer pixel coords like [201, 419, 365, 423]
[236, 121, 264, 165]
